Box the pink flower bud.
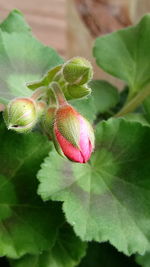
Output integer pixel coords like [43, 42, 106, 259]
[53, 105, 95, 163]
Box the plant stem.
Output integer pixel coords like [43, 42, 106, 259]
[48, 90, 57, 106]
[114, 85, 150, 117]
[50, 82, 67, 106]
[31, 87, 46, 100]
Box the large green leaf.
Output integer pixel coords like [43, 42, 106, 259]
[136, 252, 150, 267]
[0, 11, 63, 104]
[0, 175, 17, 220]
[124, 113, 150, 126]
[0, 9, 31, 34]
[10, 225, 86, 267]
[143, 96, 150, 123]
[38, 118, 150, 256]
[93, 15, 150, 96]
[89, 80, 119, 113]
[70, 97, 96, 123]
[0, 120, 63, 258]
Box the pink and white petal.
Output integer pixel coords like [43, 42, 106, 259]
[78, 115, 92, 162]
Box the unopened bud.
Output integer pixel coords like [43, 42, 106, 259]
[63, 57, 93, 85]
[3, 97, 37, 133]
[42, 106, 57, 138]
[67, 84, 91, 99]
[53, 104, 95, 163]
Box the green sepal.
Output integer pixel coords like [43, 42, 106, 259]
[56, 105, 80, 148]
[63, 57, 93, 85]
[52, 131, 67, 159]
[27, 65, 63, 90]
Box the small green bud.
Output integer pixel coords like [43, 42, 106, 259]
[63, 57, 93, 85]
[3, 97, 37, 133]
[42, 106, 57, 138]
[67, 84, 91, 99]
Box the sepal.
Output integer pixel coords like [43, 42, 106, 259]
[52, 129, 67, 158]
[27, 65, 63, 90]
[56, 105, 80, 148]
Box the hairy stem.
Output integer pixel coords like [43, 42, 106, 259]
[50, 82, 67, 106]
[49, 90, 57, 106]
[31, 87, 46, 100]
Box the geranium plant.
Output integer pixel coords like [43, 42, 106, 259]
[0, 9, 150, 267]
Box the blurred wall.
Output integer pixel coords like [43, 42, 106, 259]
[129, 0, 150, 22]
[1, 0, 150, 81]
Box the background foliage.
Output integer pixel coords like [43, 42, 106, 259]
[0, 9, 150, 267]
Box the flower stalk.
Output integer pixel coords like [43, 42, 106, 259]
[50, 81, 67, 106]
[31, 87, 46, 101]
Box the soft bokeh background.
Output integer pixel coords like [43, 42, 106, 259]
[1, 0, 150, 83]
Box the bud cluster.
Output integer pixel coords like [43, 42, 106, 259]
[27, 57, 93, 100]
[62, 57, 93, 99]
[2, 57, 95, 163]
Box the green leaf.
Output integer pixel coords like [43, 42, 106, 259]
[70, 80, 119, 122]
[143, 96, 150, 123]
[10, 224, 87, 267]
[124, 113, 150, 126]
[38, 118, 150, 256]
[0, 120, 63, 258]
[0, 13, 63, 104]
[0, 175, 17, 220]
[0, 9, 31, 34]
[27, 65, 62, 90]
[136, 252, 150, 267]
[70, 97, 96, 123]
[89, 80, 119, 113]
[93, 15, 150, 95]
